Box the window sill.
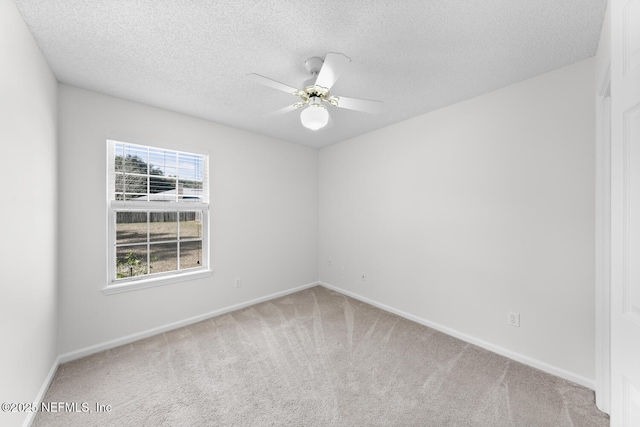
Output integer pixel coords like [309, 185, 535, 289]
[102, 269, 213, 295]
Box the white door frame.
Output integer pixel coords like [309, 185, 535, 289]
[595, 65, 611, 414]
[609, 0, 640, 424]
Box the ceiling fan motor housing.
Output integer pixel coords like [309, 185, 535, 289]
[304, 57, 324, 76]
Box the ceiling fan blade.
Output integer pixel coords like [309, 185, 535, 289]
[247, 73, 299, 94]
[314, 53, 351, 90]
[262, 104, 299, 118]
[334, 96, 383, 114]
[326, 112, 335, 129]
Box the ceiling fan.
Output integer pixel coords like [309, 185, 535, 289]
[248, 53, 383, 131]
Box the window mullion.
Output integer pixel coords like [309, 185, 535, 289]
[177, 211, 182, 271]
[146, 146, 150, 202]
[176, 152, 180, 203]
[146, 211, 150, 275]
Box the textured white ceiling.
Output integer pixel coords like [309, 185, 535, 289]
[13, 0, 607, 148]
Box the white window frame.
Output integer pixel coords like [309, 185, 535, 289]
[104, 139, 212, 295]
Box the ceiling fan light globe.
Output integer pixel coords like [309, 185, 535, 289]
[300, 104, 329, 130]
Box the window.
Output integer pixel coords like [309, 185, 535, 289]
[106, 140, 210, 293]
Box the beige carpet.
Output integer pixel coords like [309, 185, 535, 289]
[34, 286, 609, 426]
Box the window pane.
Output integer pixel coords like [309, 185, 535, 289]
[115, 173, 124, 198]
[179, 211, 202, 240]
[114, 142, 124, 172]
[116, 212, 147, 244]
[180, 241, 202, 269]
[149, 243, 177, 274]
[116, 245, 148, 278]
[149, 148, 177, 178]
[178, 153, 204, 202]
[123, 174, 148, 199]
[150, 176, 176, 200]
[149, 212, 177, 242]
[123, 145, 148, 174]
[178, 152, 202, 181]
[112, 142, 205, 202]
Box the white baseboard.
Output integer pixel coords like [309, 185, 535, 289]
[29, 282, 319, 425]
[35, 278, 593, 427]
[59, 281, 319, 363]
[318, 281, 595, 390]
[23, 355, 61, 427]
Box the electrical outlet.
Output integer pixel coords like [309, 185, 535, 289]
[361, 273, 366, 282]
[235, 278, 241, 288]
[508, 312, 520, 327]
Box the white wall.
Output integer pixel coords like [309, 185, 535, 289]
[595, 1, 611, 89]
[0, 0, 58, 426]
[319, 58, 596, 384]
[57, 85, 318, 354]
